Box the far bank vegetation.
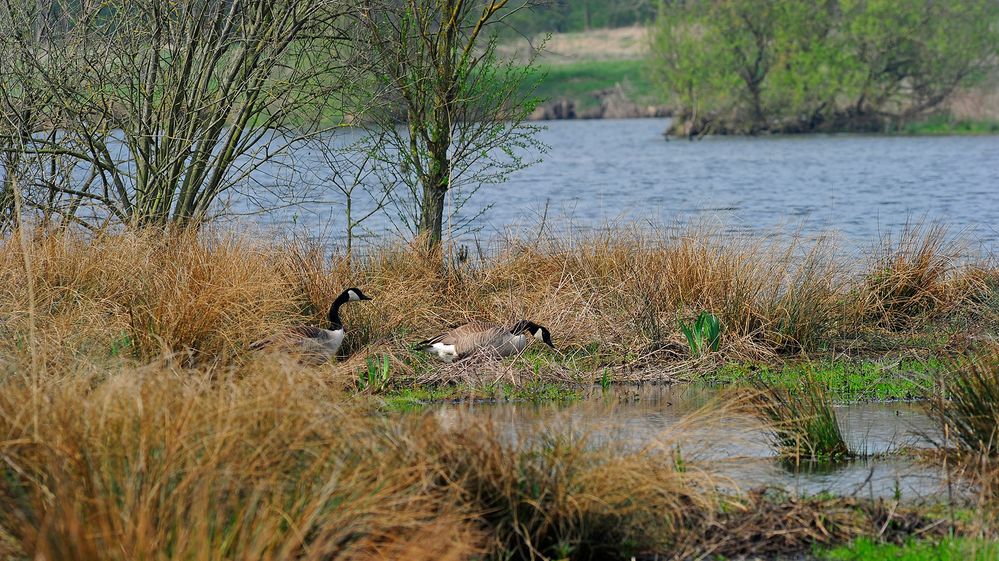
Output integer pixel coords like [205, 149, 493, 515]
[651, 0, 999, 136]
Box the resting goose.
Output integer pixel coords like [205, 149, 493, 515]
[253, 287, 372, 364]
[417, 319, 554, 362]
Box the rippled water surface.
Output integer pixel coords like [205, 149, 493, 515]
[252, 120, 999, 251]
[434, 385, 950, 500]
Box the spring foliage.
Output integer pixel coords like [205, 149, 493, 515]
[651, 0, 999, 135]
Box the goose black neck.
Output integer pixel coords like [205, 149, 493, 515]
[510, 320, 535, 334]
[328, 292, 350, 330]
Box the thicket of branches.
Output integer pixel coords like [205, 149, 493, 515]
[0, 0, 367, 230]
[651, 0, 999, 136]
[0, 0, 543, 249]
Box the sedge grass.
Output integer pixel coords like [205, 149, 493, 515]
[932, 353, 999, 457]
[861, 221, 978, 331]
[750, 377, 852, 463]
[0, 357, 482, 561]
[434, 421, 719, 560]
[1, 223, 995, 560]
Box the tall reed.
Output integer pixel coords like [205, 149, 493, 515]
[932, 353, 999, 457]
[749, 378, 851, 463]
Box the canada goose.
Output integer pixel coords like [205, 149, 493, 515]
[417, 319, 554, 362]
[253, 287, 372, 364]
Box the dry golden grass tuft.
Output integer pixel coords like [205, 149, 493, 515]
[0, 353, 734, 561]
[0, 222, 993, 380]
[435, 421, 720, 560]
[0, 229, 300, 364]
[0, 358, 481, 561]
[860, 222, 985, 331]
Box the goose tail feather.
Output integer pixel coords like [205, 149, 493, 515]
[414, 335, 444, 350]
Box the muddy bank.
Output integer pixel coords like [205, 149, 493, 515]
[529, 84, 671, 120]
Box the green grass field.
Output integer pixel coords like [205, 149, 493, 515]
[823, 538, 999, 560]
[707, 359, 945, 402]
[525, 59, 660, 111]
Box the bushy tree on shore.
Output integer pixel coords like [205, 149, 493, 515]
[361, 0, 543, 249]
[1, 0, 363, 229]
[651, 0, 999, 136]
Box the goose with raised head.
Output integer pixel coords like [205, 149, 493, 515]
[253, 287, 372, 364]
[417, 319, 554, 362]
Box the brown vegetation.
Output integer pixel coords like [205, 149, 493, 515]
[0, 224, 996, 559]
[0, 360, 481, 561]
[0, 224, 991, 379]
[0, 357, 963, 561]
[688, 490, 953, 559]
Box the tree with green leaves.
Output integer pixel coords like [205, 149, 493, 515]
[651, 0, 999, 135]
[362, 0, 544, 249]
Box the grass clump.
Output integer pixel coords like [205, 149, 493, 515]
[932, 353, 999, 457]
[437, 424, 716, 560]
[750, 378, 852, 463]
[0, 360, 481, 561]
[861, 222, 973, 331]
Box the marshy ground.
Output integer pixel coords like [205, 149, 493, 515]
[1, 223, 998, 560]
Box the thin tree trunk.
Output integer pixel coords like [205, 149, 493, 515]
[420, 181, 447, 249]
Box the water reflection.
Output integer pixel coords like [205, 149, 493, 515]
[433, 385, 953, 501]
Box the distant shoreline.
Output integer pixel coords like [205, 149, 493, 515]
[512, 28, 999, 135]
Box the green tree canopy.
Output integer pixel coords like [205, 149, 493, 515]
[651, 0, 999, 135]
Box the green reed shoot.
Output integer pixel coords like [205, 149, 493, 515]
[600, 368, 612, 390]
[679, 311, 721, 358]
[360, 354, 391, 392]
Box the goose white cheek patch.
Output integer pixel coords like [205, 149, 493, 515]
[430, 342, 457, 356]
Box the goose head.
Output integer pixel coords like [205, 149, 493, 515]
[328, 287, 373, 330]
[512, 320, 555, 349]
[342, 287, 373, 302]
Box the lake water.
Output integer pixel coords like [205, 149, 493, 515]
[246, 119, 999, 253]
[434, 385, 955, 501]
